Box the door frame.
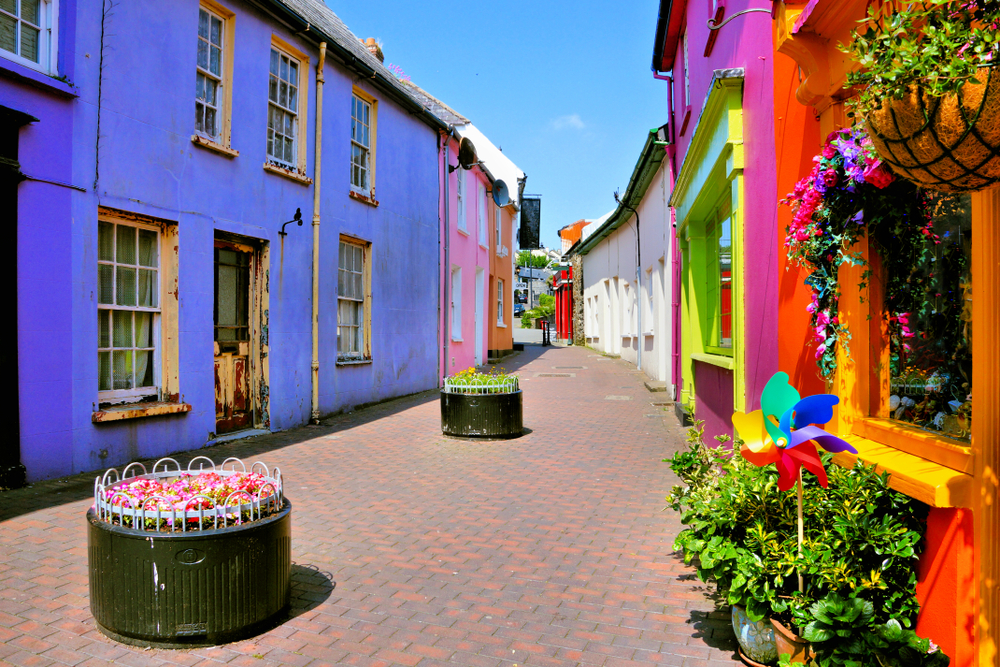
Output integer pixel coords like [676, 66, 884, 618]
[213, 232, 270, 435]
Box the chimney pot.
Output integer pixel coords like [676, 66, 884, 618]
[364, 38, 384, 63]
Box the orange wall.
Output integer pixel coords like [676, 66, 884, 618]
[488, 203, 515, 353]
[773, 47, 824, 398]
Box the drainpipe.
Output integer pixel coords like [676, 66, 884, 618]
[310, 42, 326, 424]
[441, 130, 451, 385]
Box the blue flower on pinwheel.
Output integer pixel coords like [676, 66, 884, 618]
[731, 372, 857, 491]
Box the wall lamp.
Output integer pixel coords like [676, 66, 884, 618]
[279, 208, 303, 238]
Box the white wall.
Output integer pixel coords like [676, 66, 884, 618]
[580, 160, 673, 388]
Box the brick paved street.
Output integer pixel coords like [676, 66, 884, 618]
[0, 344, 741, 667]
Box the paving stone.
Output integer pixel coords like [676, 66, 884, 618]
[0, 345, 741, 666]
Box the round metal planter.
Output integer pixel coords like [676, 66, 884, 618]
[87, 500, 291, 648]
[440, 390, 523, 439]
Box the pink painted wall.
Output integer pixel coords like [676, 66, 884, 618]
[668, 0, 779, 417]
[439, 134, 491, 379]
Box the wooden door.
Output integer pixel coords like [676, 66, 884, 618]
[214, 240, 254, 434]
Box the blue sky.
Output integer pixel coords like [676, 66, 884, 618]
[329, 0, 667, 251]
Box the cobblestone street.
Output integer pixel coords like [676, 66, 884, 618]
[0, 344, 741, 667]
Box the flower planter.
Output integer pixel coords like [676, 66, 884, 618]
[731, 605, 778, 666]
[440, 390, 523, 438]
[87, 457, 291, 647]
[770, 618, 814, 664]
[867, 67, 1000, 192]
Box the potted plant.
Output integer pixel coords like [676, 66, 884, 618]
[668, 376, 947, 666]
[87, 456, 291, 647]
[845, 0, 1000, 192]
[441, 367, 522, 438]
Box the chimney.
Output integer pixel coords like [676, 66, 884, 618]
[362, 37, 384, 63]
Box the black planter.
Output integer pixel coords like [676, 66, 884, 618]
[441, 390, 523, 438]
[87, 499, 291, 648]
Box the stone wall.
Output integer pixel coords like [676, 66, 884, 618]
[572, 254, 586, 346]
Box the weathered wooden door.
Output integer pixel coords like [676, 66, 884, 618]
[214, 240, 255, 434]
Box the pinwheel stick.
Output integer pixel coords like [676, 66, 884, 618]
[797, 468, 804, 593]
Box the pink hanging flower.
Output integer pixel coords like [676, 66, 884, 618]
[863, 160, 895, 189]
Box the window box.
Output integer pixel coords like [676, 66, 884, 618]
[348, 190, 379, 207]
[263, 161, 311, 185]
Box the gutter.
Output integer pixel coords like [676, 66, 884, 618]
[310, 42, 326, 424]
[575, 131, 665, 256]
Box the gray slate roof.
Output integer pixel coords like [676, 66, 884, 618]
[272, 0, 458, 129]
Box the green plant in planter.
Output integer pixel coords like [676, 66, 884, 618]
[666, 427, 948, 664]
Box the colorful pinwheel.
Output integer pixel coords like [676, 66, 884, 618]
[732, 372, 857, 492]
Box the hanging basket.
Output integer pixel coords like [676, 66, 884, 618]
[866, 67, 1000, 192]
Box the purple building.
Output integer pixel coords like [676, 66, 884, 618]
[1, 0, 453, 482]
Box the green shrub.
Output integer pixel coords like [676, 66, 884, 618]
[667, 421, 947, 665]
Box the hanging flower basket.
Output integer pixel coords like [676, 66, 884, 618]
[866, 67, 1000, 192]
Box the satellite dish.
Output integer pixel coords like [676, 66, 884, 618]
[492, 180, 510, 207]
[458, 137, 478, 170]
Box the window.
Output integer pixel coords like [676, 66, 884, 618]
[682, 30, 690, 108]
[885, 193, 972, 441]
[495, 207, 503, 253]
[478, 180, 488, 245]
[266, 47, 299, 167]
[0, 0, 55, 73]
[456, 169, 466, 232]
[706, 202, 733, 350]
[351, 88, 377, 197]
[194, 4, 235, 147]
[451, 267, 462, 340]
[646, 268, 654, 331]
[497, 279, 504, 325]
[337, 239, 370, 361]
[623, 282, 632, 336]
[98, 218, 160, 403]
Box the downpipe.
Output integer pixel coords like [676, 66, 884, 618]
[310, 42, 326, 424]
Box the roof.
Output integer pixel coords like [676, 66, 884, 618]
[651, 0, 687, 73]
[401, 82, 469, 127]
[454, 123, 525, 208]
[264, 0, 450, 130]
[570, 131, 666, 257]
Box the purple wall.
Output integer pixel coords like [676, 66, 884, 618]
[3, 0, 443, 481]
[694, 361, 734, 445]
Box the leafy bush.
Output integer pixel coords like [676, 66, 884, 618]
[667, 421, 947, 665]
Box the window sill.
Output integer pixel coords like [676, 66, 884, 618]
[691, 352, 734, 370]
[832, 433, 973, 509]
[336, 358, 372, 366]
[451, 337, 464, 343]
[0, 57, 77, 97]
[263, 162, 312, 185]
[497, 322, 507, 328]
[349, 190, 380, 207]
[479, 242, 489, 250]
[191, 135, 239, 158]
[457, 228, 469, 237]
[92, 401, 192, 423]
[852, 417, 972, 474]
[642, 331, 654, 337]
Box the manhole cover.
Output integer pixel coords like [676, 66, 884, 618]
[605, 395, 632, 401]
[536, 373, 575, 377]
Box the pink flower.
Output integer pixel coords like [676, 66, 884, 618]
[815, 344, 827, 359]
[806, 302, 817, 314]
[863, 161, 894, 189]
[830, 317, 839, 325]
[822, 144, 837, 159]
[816, 310, 831, 327]
[822, 169, 838, 187]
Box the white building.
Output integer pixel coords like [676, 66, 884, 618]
[569, 132, 675, 392]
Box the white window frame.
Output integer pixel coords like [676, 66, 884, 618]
[0, 0, 57, 74]
[451, 266, 462, 341]
[350, 90, 376, 197]
[456, 169, 466, 233]
[682, 30, 690, 108]
[97, 219, 162, 405]
[478, 179, 488, 247]
[266, 46, 300, 169]
[497, 279, 504, 326]
[337, 238, 370, 361]
[195, 6, 225, 143]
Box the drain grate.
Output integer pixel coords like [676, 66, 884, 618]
[536, 373, 575, 378]
[605, 395, 632, 401]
